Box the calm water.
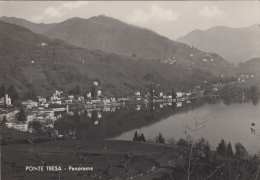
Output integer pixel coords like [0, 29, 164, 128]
[55, 97, 260, 154]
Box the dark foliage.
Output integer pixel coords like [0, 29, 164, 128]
[17, 108, 27, 122]
[155, 132, 165, 144]
[216, 139, 227, 156]
[227, 142, 233, 157]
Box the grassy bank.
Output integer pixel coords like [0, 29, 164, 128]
[1, 137, 260, 180]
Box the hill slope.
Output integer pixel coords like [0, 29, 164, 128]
[177, 25, 260, 64]
[0, 16, 231, 75]
[43, 15, 228, 66]
[0, 20, 219, 98]
[236, 57, 260, 76]
[0, 16, 57, 34]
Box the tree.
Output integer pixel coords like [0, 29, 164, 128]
[139, 133, 146, 142]
[91, 85, 97, 98]
[1, 116, 7, 126]
[195, 138, 211, 158]
[216, 139, 227, 156]
[7, 84, 19, 102]
[150, 86, 154, 101]
[28, 120, 42, 133]
[235, 142, 248, 158]
[227, 142, 233, 157]
[17, 108, 27, 122]
[249, 85, 260, 97]
[69, 84, 81, 95]
[155, 132, 165, 144]
[133, 131, 139, 142]
[24, 87, 38, 101]
[172, 88, 176, 100]
[177, 138, 188, 147]
[0, 84, 6, 98]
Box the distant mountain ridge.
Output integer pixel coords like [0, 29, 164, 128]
[0, 20, 222, 97]
[177, 24, 260, 64]
[43, 15, 193, 60]
[0, 15, 229, 72]
[0, 16, 57, 34]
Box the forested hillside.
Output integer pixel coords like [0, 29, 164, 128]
[0, 21, 218, 98]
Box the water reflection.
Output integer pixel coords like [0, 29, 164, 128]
[54, 97, 260, 153]
[55, 99, 206, 139]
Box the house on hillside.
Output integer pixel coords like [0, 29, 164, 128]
[13, 123, 28, 132]
[97, 90, 102, 97]
[0, 94, 11, 107]
[86, 92, 91, 98]
[22, 100, 38, 109]
[37, 96, 46, 104]
[93, 81, 99, 86]
[50, 100, 61, 105]
[0, 94, 12, 106]
[167, 95, 172, 99]
[68, 95, 74, 100]
[0, 109, 18, 121]
[78, 96, 84, 102]
[176, 92, 183, 98]
[65, 99, 73, 103]
[102, 98, 111, 104]
[134, 91, 141, 96]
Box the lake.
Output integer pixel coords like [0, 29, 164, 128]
[55, 97, 260, 154]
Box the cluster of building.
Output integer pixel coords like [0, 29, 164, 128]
[237, 74, 255, 82]
[0, 79, 224, 133]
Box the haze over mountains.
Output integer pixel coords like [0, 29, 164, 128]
[0, 20, 222, 97]
[0, 15, 258, 97]
[1, 16, 229, 67]
[178, 25, 260, 64]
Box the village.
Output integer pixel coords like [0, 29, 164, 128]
[0, 73, 255, 134]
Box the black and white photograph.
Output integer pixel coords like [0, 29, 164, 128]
[0, 1, 260, 180]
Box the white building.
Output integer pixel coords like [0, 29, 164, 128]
[176, 92, 183, 98]
[86, 92, 91, 98]
[78, 96, 84, 102]
[97, 90, 102, 96]
[93, 81, 99, 86]
[13, 123, 28, 132]
[134, 91, 141, 96]
[0, 94, 11, 106]
[22, 100, 38, 109]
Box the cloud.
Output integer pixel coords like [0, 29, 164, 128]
[128, 5, 179, 24]
[62, 1, 88, 10]
[44, 6, 63, 17]
[31, 1, 89, 22]
[199, 5, 224, 18]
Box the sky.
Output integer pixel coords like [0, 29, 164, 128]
[0, 1, 259, 40]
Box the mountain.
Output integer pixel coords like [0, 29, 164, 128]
[0, 16, 57, 34]
[0, 20, 220, 98]
[0, 15, 231, 76]
[236, 57, 260, 76]
[42, 15, 228, 66]
[177, 24, 260, 64]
